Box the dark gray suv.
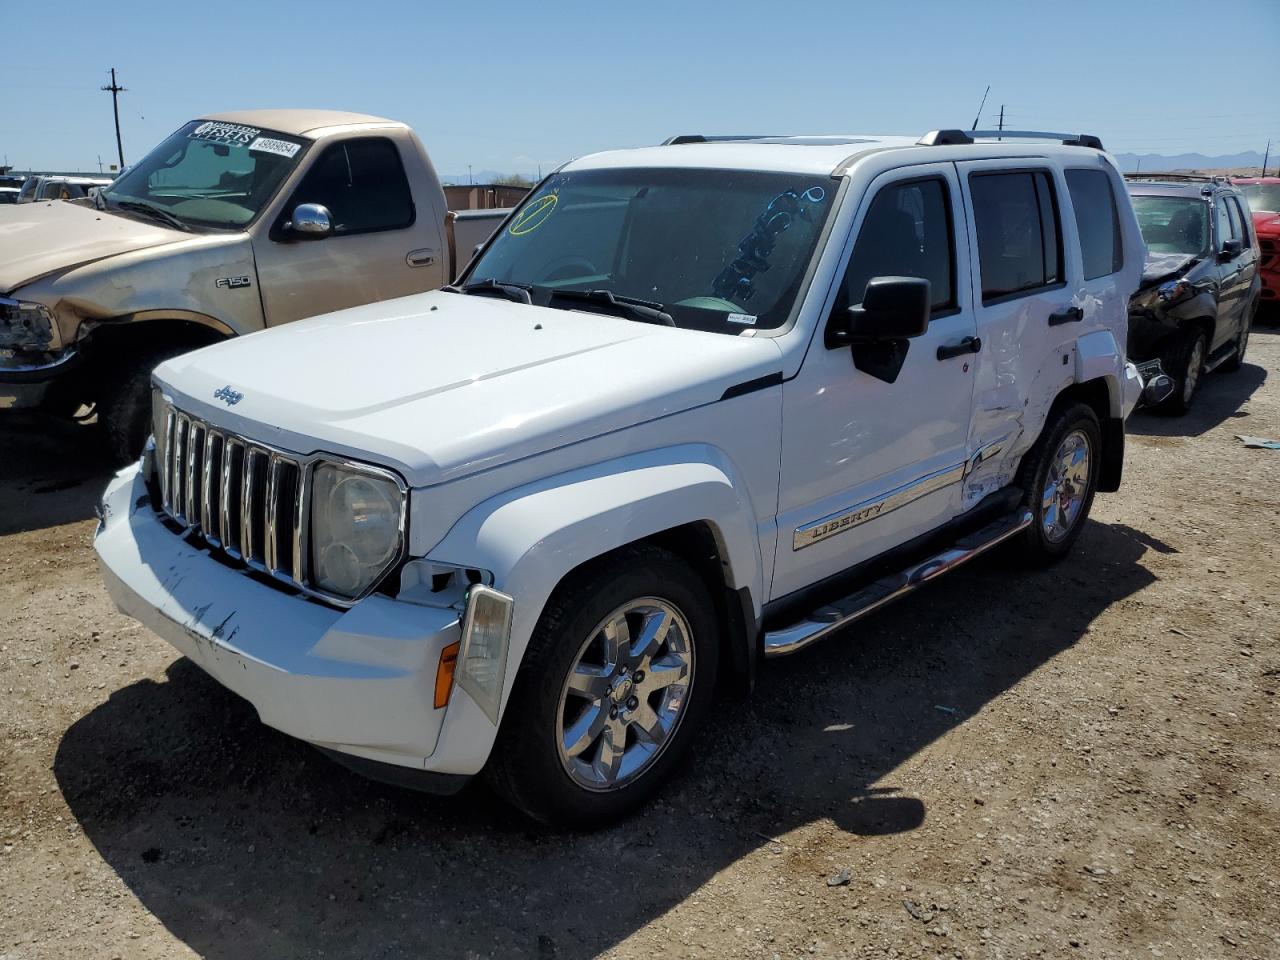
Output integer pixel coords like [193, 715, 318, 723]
[1126, 174, 1260, 414]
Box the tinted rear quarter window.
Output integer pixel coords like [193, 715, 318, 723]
[842, 177, 955, 313]
[290, 138, 414, 235]
[970, 171, 1062, 302]
[1065, 169, 1123, 280]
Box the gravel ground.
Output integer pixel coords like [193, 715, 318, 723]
[1, 325, 1278, 960]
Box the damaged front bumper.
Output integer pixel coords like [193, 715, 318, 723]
[93, 463, 480, 787]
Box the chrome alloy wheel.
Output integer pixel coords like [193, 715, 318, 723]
[1041, 429, 1092, 543]
[1184, 337, 1205, 403]
[555, 598, 694, 792]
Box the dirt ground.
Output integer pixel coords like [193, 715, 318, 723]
[2, 326, 1278, 960]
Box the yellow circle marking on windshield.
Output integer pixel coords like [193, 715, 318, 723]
[509, 194, 558, 236]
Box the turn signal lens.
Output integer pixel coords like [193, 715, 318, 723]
[434, 641, 460, 709]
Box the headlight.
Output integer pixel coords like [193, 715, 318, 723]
[309, 462, 406, 600]
[0, 297, 57, 351]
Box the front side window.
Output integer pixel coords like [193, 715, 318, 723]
[839, 177, 955, 312]
[1229, 197, 1251, 246]
[286, 138, 414, 235]
[970, 171, 1062, 302]
[1216, 197, 1235, 247]
[101, 119, 308, 230]
[1237, 183, 1280, 213]
[1131, 196, 1210, 256]
[464, 167, 836, 334]
[1065, 169, 1123, 280]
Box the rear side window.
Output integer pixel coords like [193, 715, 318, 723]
[289, 137, 414, 235]
[1065, 169, 1123, 280]
[841, 177, 955, 313]
[970, 171, 1062, 302]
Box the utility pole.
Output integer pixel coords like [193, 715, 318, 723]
[1263, 139, 1271, 178]
[101, 67, 126, 170]
[971, 85, 990, 131]
[97, 154, 103, 173]
[468, 164, 473, 185]
[997, 105, 1004, 141]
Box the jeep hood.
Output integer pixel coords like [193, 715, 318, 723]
[0, 200, 186, 293]
[156, 291, 785, 487]
[1140, 251, 1199, 289]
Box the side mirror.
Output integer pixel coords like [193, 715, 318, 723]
[1219, 238, 1242, 261]
[825, 276, 931, 349]
[287, 203, 333, 239]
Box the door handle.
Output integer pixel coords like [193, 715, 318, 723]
[406, 249, 436, 267]
[937, 336, 981, 361]
[1048, 306, 1083, 326]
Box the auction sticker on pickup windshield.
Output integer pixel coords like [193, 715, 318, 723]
[189, 121, 261, 146]
[249, 136, 302, 159]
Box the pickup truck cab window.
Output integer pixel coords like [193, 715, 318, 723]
[970, 170, 1063, 303]
[1065, 169, 1123, 280]
[464, 168, 836, 334]
[836, 176, 955, 315]
[286, 137, 415, 235]
[100, 120, 307, 230]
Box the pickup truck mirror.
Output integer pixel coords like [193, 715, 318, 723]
[287, 203, 333, 240]
[1219, 238, 1242, 261]
[825, 276, 930, 349]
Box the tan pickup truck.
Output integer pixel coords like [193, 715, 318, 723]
[0, 109, 511, 461]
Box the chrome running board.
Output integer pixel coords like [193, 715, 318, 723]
[762, 509, 1033, 658]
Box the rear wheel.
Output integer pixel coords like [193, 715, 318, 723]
[1013, 402, 1101, 564]
[1158, 329, 1208, 416]
[485, 545, 719, 828]
[1222, 305, 1254, 373]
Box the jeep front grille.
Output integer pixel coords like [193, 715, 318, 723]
[156, 400, 306, 589]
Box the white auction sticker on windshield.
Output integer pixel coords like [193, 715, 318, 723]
[726, 313, 757, 325]
[248, 136, 301, 158]
[189, 121, 261, 146]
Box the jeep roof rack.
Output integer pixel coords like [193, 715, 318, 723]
[919, 129, 1104, 150]
[1123, 172, 1228, 184]
[661, 134, 784, 145]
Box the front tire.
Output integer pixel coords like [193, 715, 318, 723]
[485, 545, 719, 828]
[1013, 402, 1101, 564]
[1158, 329, 1207, 415]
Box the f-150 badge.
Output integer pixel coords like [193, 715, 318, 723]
[215, 276, 252, 289]
[213, 385, 244, 406]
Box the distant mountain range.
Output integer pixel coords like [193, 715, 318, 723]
[1113, 150, 1268, 173]
[439, 170, 514, 186]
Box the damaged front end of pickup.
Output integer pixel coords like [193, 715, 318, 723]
[0, 296, 80, 411]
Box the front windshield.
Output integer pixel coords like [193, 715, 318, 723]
[1131, 195, 1210, 256]
[18, 177, 38, 201]
[100, 119, 307, 230]
[1238, 183, 1280, 214]
[465, 167, 836, 333]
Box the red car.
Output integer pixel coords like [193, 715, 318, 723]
[1234, 177, 1280, 311]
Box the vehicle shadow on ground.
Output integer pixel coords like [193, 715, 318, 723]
[1128, 327, 1273, 439]
[55, 518, 1156, 959]
[0, 412, 110, 535]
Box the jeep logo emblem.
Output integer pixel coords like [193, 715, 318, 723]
[213, 385, 244, 406]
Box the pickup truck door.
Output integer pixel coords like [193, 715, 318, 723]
[771, 163, 977, 600]
[252, 136, 446, 327]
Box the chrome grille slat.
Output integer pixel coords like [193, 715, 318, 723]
[152, 398, 309, 594]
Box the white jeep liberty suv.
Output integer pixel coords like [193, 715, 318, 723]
[95, 129, 1148, 827]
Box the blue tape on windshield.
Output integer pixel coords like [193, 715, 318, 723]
[713, 186, 826, 303]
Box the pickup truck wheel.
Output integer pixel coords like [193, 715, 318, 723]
[98, 349, 172, 466]
[1014, 403, 1101, 564]
[1158, 330, 1208, 415]
[485, 545, 719, 828]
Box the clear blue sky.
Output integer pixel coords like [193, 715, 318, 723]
[5, 0, 1278, 176]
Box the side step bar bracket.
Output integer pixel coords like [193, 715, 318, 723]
[763, 509, 1033, 657]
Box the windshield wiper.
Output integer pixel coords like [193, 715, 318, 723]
[115, 199, 191, 232]
[456, 278, 534, 305]
[547, 288, 675, 327]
